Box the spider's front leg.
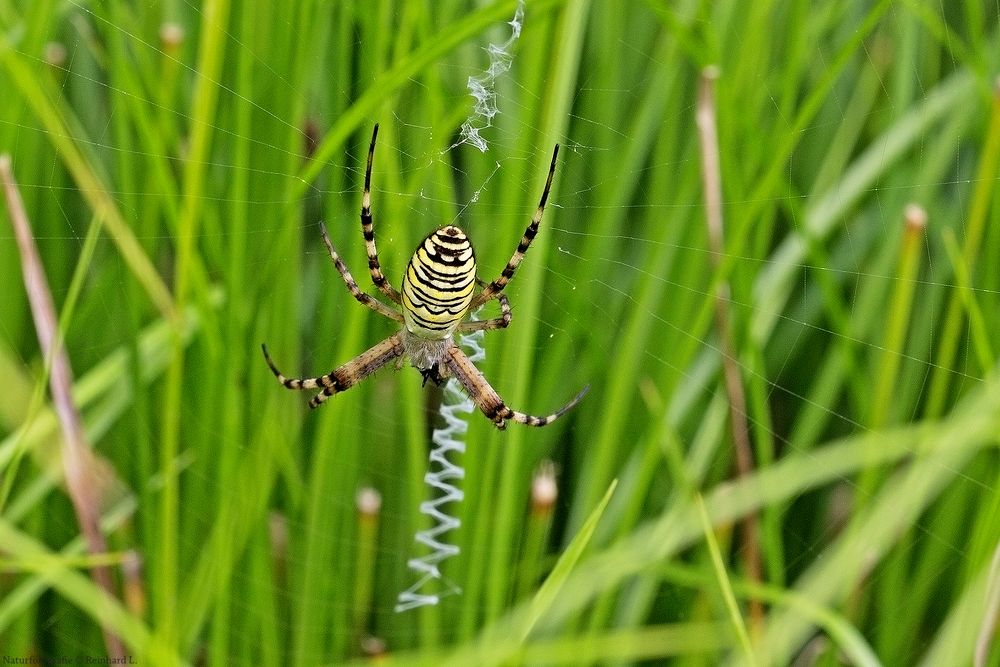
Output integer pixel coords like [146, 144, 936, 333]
[443, 343, 587, 429]
[261, 332, 406, 408]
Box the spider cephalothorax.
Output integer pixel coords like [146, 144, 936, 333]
[262, 124, 587, 429]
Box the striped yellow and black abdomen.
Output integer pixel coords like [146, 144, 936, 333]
[401, 225, 476, 339]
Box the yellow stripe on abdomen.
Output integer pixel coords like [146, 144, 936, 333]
[401, 225, 476, 339]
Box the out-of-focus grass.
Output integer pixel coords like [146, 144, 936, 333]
[1, 1, 998, 665]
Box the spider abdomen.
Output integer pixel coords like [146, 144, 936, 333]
[401, 225, 476, 339]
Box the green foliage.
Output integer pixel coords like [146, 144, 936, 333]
[1, 0, 998, 664]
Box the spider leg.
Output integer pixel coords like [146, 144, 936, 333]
[360, 124, 403, 305]
[443, 343, 587, 429]
[470, 144, 559, 309]
[261, 332, 405, 408]
[456, 291, 511, 332]
[319, 221, 403, 322]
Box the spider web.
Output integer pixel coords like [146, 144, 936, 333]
[394, 320, 484, 612]
[0, 1, 996, 664]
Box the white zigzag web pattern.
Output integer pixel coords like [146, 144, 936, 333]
[394, 323, 485, 612]
[456, 0, 525, 152]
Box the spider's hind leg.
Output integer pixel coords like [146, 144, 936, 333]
[319, 221, 403, 322]
[470, 144, 559, 309]
[456, 290, 512, 333]
[359, 124, 404, 305]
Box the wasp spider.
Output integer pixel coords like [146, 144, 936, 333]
[262, 124, 588, 429]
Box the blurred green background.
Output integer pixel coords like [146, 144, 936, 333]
[1, 0, 999, 664]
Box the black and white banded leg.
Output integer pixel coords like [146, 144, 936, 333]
[360, 124, 403, 305]
[456, 292, 512, 333]
[443, 343, 587, 429]
[319, 222, 403, 322]
[471, 144, 559, 309]
[261, 333, 405, 408]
